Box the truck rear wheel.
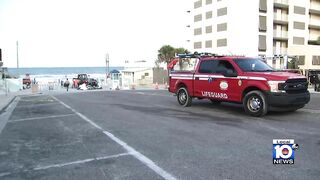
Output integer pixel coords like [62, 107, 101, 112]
[243, 90, 268, 117]
[177, 87, 192, 107]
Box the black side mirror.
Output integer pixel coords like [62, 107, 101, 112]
[222, 69, 238, 77]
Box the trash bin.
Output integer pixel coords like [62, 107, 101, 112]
[32, 84, 39, 93]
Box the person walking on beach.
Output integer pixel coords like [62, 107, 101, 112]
[64, 78, 70, 92]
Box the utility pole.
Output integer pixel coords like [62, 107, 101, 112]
[106, 53, 109, 76]
[16, 41, 19, 77]
[105, 53, 109, 88]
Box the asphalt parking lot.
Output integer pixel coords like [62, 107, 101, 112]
[0, 90, 319, 180]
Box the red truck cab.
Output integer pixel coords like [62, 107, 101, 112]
[168, 53, 310, 116]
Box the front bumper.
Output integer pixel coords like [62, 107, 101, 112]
[265, 91, 310, 107]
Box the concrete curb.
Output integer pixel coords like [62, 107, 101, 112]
[0, 97, 20, 135]
[0, 96, 16, 115]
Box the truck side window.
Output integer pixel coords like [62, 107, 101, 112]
[198, 60, 217, 73]
[214, 60, 235, 74]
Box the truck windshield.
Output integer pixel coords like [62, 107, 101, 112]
[234, 58, 273, 72]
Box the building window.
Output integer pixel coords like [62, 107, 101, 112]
[194, 41, 202, 49]
[217, 38, 227, 47]
[259, 0, 267, 12]
[206, 0, 212, 5]
[145, 73, 149, 76]
[206, 11, 213, 19]
[194, 0, 202, 9]
[293, 37, 305, 45]
[194, 28, 202, 35]
[259, 35, 267, 51]
[194, 14, 202, 22]
[312, 56, 320, 65]
[294, 6, 305, 15]
[272, 59, 276, 67]
[297, 56, 305, 65]
[217, 7, 227, 16]
[205, 40, 212, 48]
[259, 16, 267, 32]
[293, 21, 305, 30]
[217, 23, 227, 32]
[206, 26, 212, 33]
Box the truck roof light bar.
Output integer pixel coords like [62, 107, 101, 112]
[176, 52, 218, 58]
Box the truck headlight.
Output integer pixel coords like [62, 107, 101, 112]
[268, 81, 286, 93]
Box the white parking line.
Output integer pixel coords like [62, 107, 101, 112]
[103, 131, 176, 180]
[34, 152, 130, 171]
[0, 153, 130, 178]
[51, 96, 177, 180]
[8, 114, 76, 123]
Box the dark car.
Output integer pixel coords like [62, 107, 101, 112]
[88, 78, 98, 87]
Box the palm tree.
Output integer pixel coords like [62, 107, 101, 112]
[156, 45, 189, 65]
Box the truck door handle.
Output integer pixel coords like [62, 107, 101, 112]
[195, 77, 199, 80]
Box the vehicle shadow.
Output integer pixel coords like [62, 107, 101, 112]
[190, 99, 308, 122]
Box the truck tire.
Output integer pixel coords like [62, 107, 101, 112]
[177, 87, 192, 107]
[243, 90, 268, 117]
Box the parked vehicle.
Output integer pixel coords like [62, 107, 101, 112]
[73, 74, 89, 87]
[22, 74, 31, 89]
[168, 53, 310, 116]
[73, 74, 101, 90]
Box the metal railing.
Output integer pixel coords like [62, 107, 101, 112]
[273, 30, 288, 38]
[273, 13, 288, 21]
[274, 0, 288, 5]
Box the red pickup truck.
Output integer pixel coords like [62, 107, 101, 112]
[168, 53, 310, 116]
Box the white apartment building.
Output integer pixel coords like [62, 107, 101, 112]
[190, 0, 320, 70]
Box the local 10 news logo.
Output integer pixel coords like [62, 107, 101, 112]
[273, 139, 299, 164]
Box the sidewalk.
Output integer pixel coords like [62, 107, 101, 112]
[0, 89, 33, 114]
[308, 88, 320, 94]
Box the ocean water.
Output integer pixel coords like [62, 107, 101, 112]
[5, 67, 124, 87]
[7, 67, 123, 76]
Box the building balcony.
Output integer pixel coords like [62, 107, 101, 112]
[310, 0, 320, 15]
[273, 47, 288, 55]
[273, 14, 288, 25]
[273, 30, 288, 38]
[308, 40, 320, 45]
[309, 9, 320, 15]
[274, 0, 289, 10]
[273, 20, 288, 25]
[273, 37, 288, 42]
[309, 24, 320, 30]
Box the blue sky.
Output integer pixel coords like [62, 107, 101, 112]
[0, 0, 190, 67]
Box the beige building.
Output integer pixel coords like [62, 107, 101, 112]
[190, 0, 320, 71]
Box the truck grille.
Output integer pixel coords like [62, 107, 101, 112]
[282, 78, 308, 94]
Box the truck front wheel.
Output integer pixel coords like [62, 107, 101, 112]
[243, 90, 268, 117]
[177, 87, 192, 107]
